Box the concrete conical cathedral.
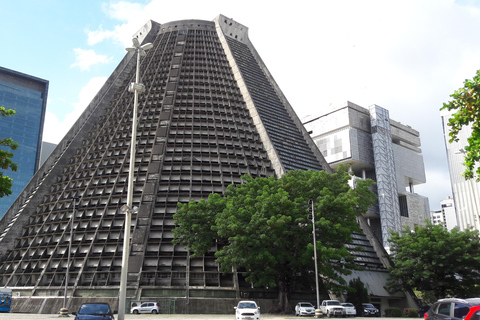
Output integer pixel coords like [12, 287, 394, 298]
[0, 15, 331, 312]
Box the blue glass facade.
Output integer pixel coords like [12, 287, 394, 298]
[0, 67, 48, 217]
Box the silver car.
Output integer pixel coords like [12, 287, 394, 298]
[341, 303, 357, 317]
[295, 302, 316, 316]
[130, 302, 159, 314]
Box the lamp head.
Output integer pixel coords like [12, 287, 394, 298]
[132, 37, 140, 48]
[120, 204, 129, 213]
[140, 43, 153, 51]
[126, 40, 153, 55]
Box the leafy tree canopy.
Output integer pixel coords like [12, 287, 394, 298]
[387, 221, 480, 300]
[345, 277, 370, 310]
[0, 107, 18, 198]
[442, 70, 480, 180]
[173, 167, 376, 313]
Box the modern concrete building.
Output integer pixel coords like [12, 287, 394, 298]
[0, 66, 48, 218]
[430, 197, 457, 231]
[303, 101, 430, 249]
[441, 108, 480, 231]
[0, 17, 415, 314]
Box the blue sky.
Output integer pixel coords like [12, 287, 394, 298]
[2, 0, 480, 210]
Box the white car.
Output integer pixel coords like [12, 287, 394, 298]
[235, 300, 260, 320]
[295, 302, 316, 316]
[130, 302, 159, 314]
[341, 303, 357, 317]
[320, 300, 346, 317]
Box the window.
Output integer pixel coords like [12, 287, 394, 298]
[399, 195, 409, 217]
[438, 303, 451, 316]
[470, 311, 480, 320]
[454, 303, 470, 319]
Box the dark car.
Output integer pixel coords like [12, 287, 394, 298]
[362, 303, 380, 317]
[424, 298, 480, 320]
[418, 305, 431, 318]
[73, 303, 116, 320]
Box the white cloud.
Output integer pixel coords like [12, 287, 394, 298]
[102, 1, 144, 21]
[71, 76, 108, 113]
[87, 26, 117, 45]
[43, 77, 107, 144]
[83, 1, 153, 47]
[71, 48, 113, 71]
[42, 111, 61, 144]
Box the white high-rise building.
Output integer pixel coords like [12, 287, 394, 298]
[431, 197, 458, 230]
[441, 109, 480, 231]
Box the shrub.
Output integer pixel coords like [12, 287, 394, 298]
[385, 307, 402, 317]
[403, 308, 419, 318]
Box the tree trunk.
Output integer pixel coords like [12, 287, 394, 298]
[269, 280, 291, 314]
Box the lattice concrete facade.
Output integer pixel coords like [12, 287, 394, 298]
[303, 102, 430, 249]
[0, 16, 332, 311]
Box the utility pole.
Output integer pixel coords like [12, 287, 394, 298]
[309, 199, 320, 309]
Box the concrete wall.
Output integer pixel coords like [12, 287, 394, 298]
[11, 296, 277, 315]
[400, 193, 430, 228]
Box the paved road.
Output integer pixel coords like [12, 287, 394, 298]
[0, 315, 411, 320]
[0, 314, 294, 320]
[0, 314, 290, 320]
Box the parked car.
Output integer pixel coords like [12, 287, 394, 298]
[130, 302, 159, 314]
[342, 303, 357, 317]
[73, 303, 116, 320]
[464, 305, 480, 320]
[362, 303, 380, 317]
[418, 305, 431, 318]
[321, 300, 346, 317]
[235, 300, 260, 320]
[295, 302, 316, 316]
[425, 298, 480, 320]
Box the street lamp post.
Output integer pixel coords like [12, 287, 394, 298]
[65, 199, 75, 303]
[60, 198, 76, 316]
[309, 199, 320, 310]
[117, 38, 153, 320]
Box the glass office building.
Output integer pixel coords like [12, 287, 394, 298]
[0, 66, 48, 217]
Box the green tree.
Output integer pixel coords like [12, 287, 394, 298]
[441, 69, 480, 180]
[387, 221, 480, 300]
[173, 167, 376, 313]
[0, 107, 18, 197]
[345, 277, 369, 312]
